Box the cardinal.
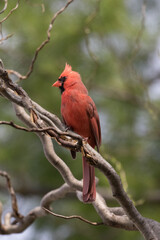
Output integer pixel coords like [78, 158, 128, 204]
[52, 63, 101, 202]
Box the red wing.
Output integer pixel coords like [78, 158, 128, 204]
[87, 100, 101, 151]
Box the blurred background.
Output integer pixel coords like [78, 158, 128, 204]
[0, 0, 160, 239]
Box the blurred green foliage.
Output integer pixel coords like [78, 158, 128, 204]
[0, 0, 160, 239]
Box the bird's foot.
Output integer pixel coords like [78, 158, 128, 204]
[82, 137, 88, 144]
[64, 126, 70, 131]
[85, 154, 97, 166]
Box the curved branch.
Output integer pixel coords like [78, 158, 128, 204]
[7, 0, 74, 81]
[43, 207, 104, 226]
[93, 193, 137, 231]
[0, 0, 19, 24]
[0, 0, 8, 14]
[0, 33, 13, 44]
[83, 144, 159, 239]
[0, 171, 22, 219]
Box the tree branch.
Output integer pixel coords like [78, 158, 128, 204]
[0, 171, 22, 219]
[0, 0, 20, 24]
[0, 33, 13, 44]
[0, 0, 8, 14]
[6, 0, 74, 81]
[43, 207, 104, 226]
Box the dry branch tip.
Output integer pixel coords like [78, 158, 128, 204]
[42, 207, 104, 226]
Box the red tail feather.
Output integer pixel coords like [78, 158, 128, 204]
[82, 156, 96, 202]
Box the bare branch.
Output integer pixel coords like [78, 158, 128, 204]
[6, 0, 74, 81]
[43, 207, 104, 226]
[0, 120, 81, 140]
[41, 183, 74, 208]
[0, 171, 22, 219]
[93, 193, 137, 231]
[0, 119, 82, 153]
[41, 185, 103, 228]
[0, 179, 133, 234]
[83, 144, 158, 240]
[0, 206, 44, 234]
[6, 69, 24, 79]
[0, 0, 20, 24]
[0, 0, 8, 14]
[41, 183, 138, 230]
[0, 33, 13, 44]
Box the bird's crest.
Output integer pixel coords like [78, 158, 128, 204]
[61, 63, 72, 77]
[59, 63, 87, 94]
[65, 63, 72, 72]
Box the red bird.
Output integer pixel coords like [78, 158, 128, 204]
[52, 63, 101, 202]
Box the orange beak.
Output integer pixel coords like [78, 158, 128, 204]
[52, 81, 61, 87]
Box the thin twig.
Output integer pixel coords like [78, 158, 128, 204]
[14, 0, 74, 81]
[0, 120, 82, 151]
[0, 0, 20, 24]
[0, 171, 22, 219]
[43, 207, 104, 226]
[0, 0, 8, 14]
[0, 120, 82, 140]
[6, 69, 24, 79]
[0, 120, 61, 133]
[0, 33, 13, 44]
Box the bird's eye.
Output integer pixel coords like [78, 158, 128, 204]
[58, 76, 66, 82]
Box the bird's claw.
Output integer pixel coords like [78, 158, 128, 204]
[82, 137, 88, 144]
[86, 154, 97, 166]
[64, 126, 70, 131]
